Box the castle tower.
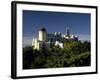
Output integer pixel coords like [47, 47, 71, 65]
[39, 27, 47, 41]
[66, 27, 70, 36]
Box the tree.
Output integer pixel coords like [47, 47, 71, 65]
[23, 41, 91, 69]
[23, 46, 33, 69]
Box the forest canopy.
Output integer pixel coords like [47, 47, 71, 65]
[23, 41, 91, 69]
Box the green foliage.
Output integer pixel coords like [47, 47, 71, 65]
[23, 46, 33, 69]
[23, 41, 91, 69]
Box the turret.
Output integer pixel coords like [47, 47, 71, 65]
[66, 27, 70, 36]
[38, 27, 47, 41]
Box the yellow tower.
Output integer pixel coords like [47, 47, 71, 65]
[38, 27, 47, 41]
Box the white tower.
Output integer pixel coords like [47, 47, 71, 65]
[38, 27, 47, 41]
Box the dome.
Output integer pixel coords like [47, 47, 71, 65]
[39, 27, 46, 32]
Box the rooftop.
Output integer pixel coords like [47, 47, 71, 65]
[39, 27, 46, 32]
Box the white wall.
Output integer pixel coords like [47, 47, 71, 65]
[0, 0, 99, 80]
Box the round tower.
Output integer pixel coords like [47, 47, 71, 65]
[38, 27, 47, 41]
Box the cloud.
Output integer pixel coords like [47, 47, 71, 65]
[75, 34, 90, 41]
[23, 36, 33, 47]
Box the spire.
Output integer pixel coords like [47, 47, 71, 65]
[66, 27, 70, 36]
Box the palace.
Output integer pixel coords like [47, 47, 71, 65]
[32, 27, 78, 50]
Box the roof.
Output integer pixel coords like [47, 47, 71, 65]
[39, 27, 46, 32]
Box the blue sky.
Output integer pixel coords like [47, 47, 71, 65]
[23, 10, 90, 47]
